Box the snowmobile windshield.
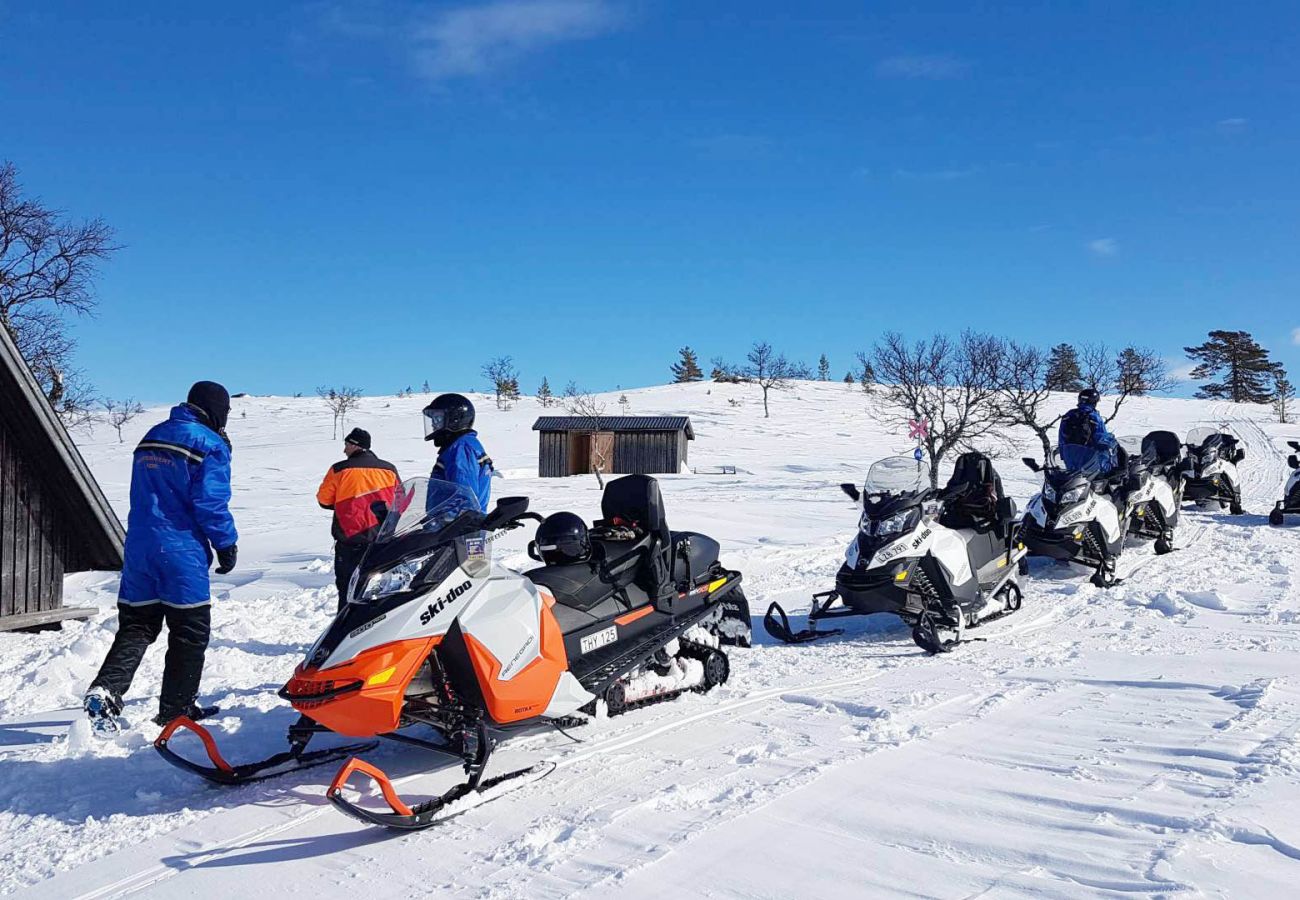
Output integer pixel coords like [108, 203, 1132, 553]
[1186, 426, 1224, 450]
[1056, 444, 1109, 477]
[376, 477, 484, 544]
[864, 457, 929, 495]
[1120, 436, 1157, 469]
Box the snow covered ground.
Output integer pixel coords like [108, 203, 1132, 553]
[3, 381, 1300, 898]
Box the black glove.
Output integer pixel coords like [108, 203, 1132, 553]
[215, 545, 237, 574]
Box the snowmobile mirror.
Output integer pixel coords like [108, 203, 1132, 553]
[1289, 455, 1299, 470]
[996, 496, 1017, 522]
[1234, 449, 1246, 464]
[484, 496, 529, 530]
[1021, 457, 1041, 473]
[1289, 441, 1300, 452]
[840, 482, 861, 501]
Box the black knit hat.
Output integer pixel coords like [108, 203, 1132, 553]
[186, 381, 230, 431]
[344, 427, 372, 450]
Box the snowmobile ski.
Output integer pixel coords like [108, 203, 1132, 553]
[154, 716, 378, 786]
[763, 594, 845, 644]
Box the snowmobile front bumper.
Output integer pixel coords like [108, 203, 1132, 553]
[1019, 519, 1092, 565]
[833, 566, 911, 616]
[154, 715, 377, 786]
[1183, 477, 1234, 504]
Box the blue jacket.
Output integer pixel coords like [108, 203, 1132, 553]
[430, 431, 493, 513]
[1058, 404, 1117, 471]
[119, 404, 238, 607]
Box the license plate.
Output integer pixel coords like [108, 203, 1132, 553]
[579, 626, 617, 655]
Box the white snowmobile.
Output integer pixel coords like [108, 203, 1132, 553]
[764, 452, 1027, 654]
[1181, 426, 1245, 514]
[155, 475, 750, 830]
[1020, 443, 1127, 587]
[1116, 431, 1183, 554]
[1269, 441, 1300, 526]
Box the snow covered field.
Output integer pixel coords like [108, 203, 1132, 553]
[3, 381, 1300, 899]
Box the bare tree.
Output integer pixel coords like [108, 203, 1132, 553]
[316, 385, 363, 439]
[709, 355, 746, 383]
[562, 381, 607, 418]
[745, 341, 795, 418]
[1079, 341, 1172, 423]
[990, 339, 1063, 461]
[481, 356, 520, 410]
[0, 161, 117, 425]
[871, 331, 1003, 487]
[101, 397, 144, 443]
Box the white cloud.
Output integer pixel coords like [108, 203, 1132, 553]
[1168, 361, 1197, 383]
[876, 54, 969, 80]
[411, 0, 624, 82]
[1088, 237, 1118, 257]
[1291, 327, 1300, 346]
[1216, 117, 1248, 132]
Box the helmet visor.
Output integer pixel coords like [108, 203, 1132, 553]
[422, 408, 447, 440]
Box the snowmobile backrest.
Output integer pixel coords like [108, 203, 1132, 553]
[598, 474, 674, 604]
[1141, 430, 1182, 465]
[939, 452, 1005, 532]
[600, 474, 671, 543]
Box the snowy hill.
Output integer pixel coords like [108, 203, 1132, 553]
[4, 382, 1300, 898]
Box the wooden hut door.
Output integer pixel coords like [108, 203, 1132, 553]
[590, 432, 615, 475]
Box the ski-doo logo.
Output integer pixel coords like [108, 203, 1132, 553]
[418, 580, 473, 626]
[911, 528, 932, 549]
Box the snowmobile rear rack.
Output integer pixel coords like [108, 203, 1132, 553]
[154, 715, 378, 786]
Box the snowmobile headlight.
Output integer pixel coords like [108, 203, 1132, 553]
[1058, 485, 1088, 506]
[358, 551, 439, 602]
[874, 510, 917, 537]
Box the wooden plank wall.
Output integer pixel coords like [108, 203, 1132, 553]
[0, 414, 65, 618]
[538, 431, 570, 478]
[539, 429, 688, 477]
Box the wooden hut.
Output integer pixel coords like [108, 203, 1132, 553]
[0, 324, 124, 631]
[533, 416, 694, 478]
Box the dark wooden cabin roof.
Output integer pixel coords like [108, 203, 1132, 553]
[0, 324, 125, 570]
[532, 416, 695, 440]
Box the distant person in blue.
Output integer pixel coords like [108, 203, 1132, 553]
[1058, 388, 1119, 473]
[423, 393, 494, 512]
[84, 381, 239, 733]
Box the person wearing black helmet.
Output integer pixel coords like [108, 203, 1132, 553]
[1058, 387, 1119, 473]
[84, 381, 239, 733]
[422, 393, 494, 512]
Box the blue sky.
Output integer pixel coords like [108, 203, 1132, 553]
[3, 1, 1298, 402]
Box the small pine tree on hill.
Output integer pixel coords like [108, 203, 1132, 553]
[671, 346, 704, 382]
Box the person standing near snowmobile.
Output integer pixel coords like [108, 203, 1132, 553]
[1058, 388, 1119, 473]
[83, 381, 239, 732]
[316, 427, 400, 609]
[423, 393, 494, 512]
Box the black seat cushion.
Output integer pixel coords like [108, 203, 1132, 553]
[600, 475, 674, 602]
[671, 531, 719, 585]
[525, 563, 614, 612]
[1142, 430, 1182, 466]
[939, 451, 1006, 532]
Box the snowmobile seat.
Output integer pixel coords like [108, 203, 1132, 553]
[670, 531, 720, 586]
[939, 452, 1007, 535]
[525, 562, 614, 613]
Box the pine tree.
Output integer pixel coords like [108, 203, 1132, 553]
[1045, 343, 1084, 392]
[817, 354, 831, 381]
[1275, 368, 1295, 424]
[1184, 330, 1280, 403]
[859, 362, 876, 394]
[537, 377, 554, 407]
[843, 371, 854, 384]
[671, 346, 704, 382]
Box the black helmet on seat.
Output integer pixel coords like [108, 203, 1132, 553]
[423, 393, 475, 445]
[535, 512, 591, 565]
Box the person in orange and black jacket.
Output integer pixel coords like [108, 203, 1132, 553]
[316, 428, 400, 609]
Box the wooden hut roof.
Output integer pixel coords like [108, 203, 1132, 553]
[532, 416, 694, 440]
[0, 324, 125, 570]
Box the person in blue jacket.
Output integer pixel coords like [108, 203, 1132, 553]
[84, 381, 239, 732]
[1058, 387, 1119, 473]
[423, 393, 494, 512]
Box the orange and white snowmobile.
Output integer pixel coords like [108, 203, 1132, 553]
[155, 474, 750, 829]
